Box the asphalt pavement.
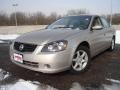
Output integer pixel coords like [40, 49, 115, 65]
[0, 44, 120, 90]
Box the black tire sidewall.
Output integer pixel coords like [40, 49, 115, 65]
[110, 37, 115, 51]
[70, 46, 91, 74]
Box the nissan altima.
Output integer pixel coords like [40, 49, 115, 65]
[10, 15, 115, 73]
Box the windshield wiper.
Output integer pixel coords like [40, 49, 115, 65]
[53, 26, 72, 29]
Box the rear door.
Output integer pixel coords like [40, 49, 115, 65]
[100, 17, 113, 48]
[90, 16, 106, 56]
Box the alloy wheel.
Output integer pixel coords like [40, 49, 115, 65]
[72, 50, 88, 71]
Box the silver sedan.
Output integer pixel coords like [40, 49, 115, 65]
[10, 15, 115, 73]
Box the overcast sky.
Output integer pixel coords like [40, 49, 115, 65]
[0, 0, 120, 15]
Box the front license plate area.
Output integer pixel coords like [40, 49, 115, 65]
[13, 53, 23, 63]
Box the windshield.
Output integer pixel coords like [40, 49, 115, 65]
[47, 16, 91, 30]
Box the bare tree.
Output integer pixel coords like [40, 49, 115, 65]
[107, 14, 120, 25]
[0, 12, 9, 26]
[10, 12, 27, 25]
[0, 10, 120, 26]
[112, 14, 120, 25]
[66, 9, 89, 16]
[47, 12, 58, 24]
[34, 12, 46, 25]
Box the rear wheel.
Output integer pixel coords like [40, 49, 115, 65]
[109, 37, 115, 51]
[71, 46, 91, 73]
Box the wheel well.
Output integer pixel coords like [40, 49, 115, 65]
[76, 41, 90, 51]
[113, 35, 115, 39]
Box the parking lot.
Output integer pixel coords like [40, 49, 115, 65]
[0, 43, 120, 90]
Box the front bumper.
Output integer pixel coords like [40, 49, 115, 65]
[10, 45, 72, 73]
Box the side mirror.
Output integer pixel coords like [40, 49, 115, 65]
[92, 25, 103, 30]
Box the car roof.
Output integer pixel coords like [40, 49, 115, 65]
[64, 14, 99, 18]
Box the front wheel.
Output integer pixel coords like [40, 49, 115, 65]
[71, 46, 91, 73]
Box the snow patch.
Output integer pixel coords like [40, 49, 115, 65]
[0, 79, 39, 90]
[107, 78, 120, 83]
[0, 68, 58, 90]
[0, 41, 5, 43]
[0, 34, 19, 43]
[70, 79, 120, 90]
[70, 82, 85, 90]
[103, 79, 120, 90]
[0, 79, 58, 90]
[103, 84, 120, 90]
[116, 30, 120, 44]
[0, 34, 19, 40]
[0, 69, 10, 81]
[8, 79, 39, 90]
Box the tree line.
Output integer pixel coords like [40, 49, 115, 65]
[0, 12, 60, 26]
[0, 9, 120, 26]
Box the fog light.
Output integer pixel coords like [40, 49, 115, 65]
[44, 64, 51, 68]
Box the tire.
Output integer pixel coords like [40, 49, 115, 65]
[109, 37, 115, 51]
[71, 46, 91, 74]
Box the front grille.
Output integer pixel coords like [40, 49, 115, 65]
[23, 60, 39, 68]
[14, 42, 37, 52]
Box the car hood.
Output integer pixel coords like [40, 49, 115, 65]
[15, 28, 80, 45]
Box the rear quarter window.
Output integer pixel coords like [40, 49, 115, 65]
[100, 17, 110, 28]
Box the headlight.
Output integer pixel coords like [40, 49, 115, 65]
[41, 40, 68, 52]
